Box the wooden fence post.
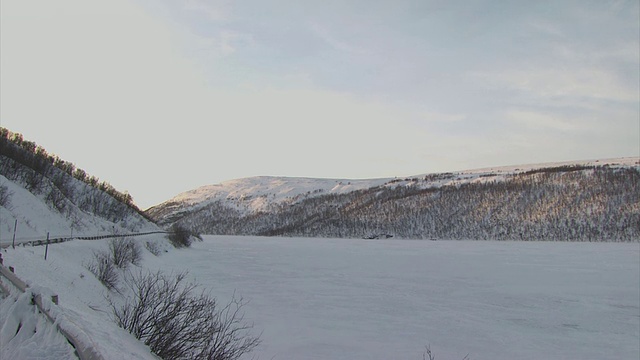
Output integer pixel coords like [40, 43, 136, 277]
[12, 219, 17, 249]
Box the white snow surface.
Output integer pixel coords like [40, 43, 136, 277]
[1, 236, 638, 360]
[0, 291, 77, 359]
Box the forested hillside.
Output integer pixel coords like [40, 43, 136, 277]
[153, 162, 640, 242]
[0, 127, 157, 239]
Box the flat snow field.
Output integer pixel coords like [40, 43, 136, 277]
[147, 236, 640, 360]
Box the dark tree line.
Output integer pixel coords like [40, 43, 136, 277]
[158, 165, 640, 242]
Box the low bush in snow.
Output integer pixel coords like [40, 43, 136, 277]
[85, 238, 142, 290]
[110, 270, 260, 360]
[85, 250, 119, 291]
[144, 240, 162, 256]
[109, 238, 142, 268]
[422, 344, 470, 360]
[167, 224, 202, 248]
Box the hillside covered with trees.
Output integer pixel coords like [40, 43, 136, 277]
[151, 162, 640, 242]
[0, 127, 156, 236]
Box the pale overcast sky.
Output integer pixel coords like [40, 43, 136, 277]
[1, 0, 639, 209]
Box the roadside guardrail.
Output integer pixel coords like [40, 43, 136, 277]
[0, 253, 105, 360]
[0, 230, 169, 249]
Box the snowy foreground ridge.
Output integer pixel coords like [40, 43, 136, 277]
[1, 236, 639, 360]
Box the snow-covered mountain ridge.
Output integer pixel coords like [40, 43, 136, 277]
[147, 157, 640, 238]
[146, 176, 392, 224]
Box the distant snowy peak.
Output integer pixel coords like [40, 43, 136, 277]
[155, 176, 391, 216]
[175, 176, 389, 202]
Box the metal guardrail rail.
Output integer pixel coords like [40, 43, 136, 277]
[0, 230, 170, 249]
[0, 254, 105, 360]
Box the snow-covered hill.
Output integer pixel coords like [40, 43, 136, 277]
[0, 132, 169, 358]
[149, 158, 639, 220]
[0, 130, 161, 246]
[1, 239, 166, 359]
[146, 176, 391, 225]
[148, 157, 640, 241]
[0, 173, 159, 246]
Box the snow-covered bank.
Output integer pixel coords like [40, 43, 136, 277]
[0, 291, 77, 359]
[0, 238, 165, 359]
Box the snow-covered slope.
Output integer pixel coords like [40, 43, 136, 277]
[148, 157, 640, 231]
[147, 176, 391, 224]
[0, 174, 159, 246]
[0, 144, 161, 245]
[173, 176, 390, 208]
[0, 178, 167, 358]
[0, 132, 169, 358]
[1, 240, 165, 359]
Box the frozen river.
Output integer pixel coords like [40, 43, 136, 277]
[151, 236, 640, 360]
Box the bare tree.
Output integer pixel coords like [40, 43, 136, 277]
[111, 270, 260, 360]
[0, 184, 13, 209]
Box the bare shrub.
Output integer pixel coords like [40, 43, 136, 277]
[423, 344, 470, 360]
[167, 224, 202, 248]
[198, 295, 261, 360]
[144, 241, 162, 256]
[109, 238, 142, 268]
[111, 270, 260, 360]
[423, 345, 435, 360]
[85, 250, 119, 290]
